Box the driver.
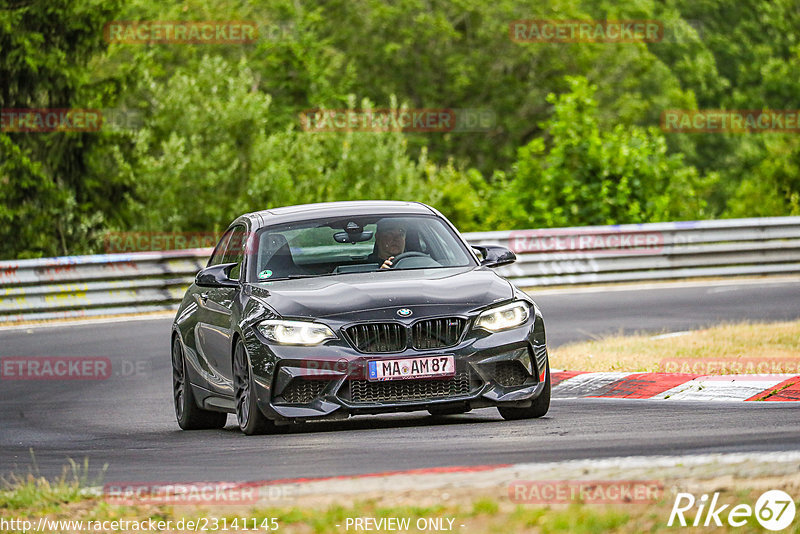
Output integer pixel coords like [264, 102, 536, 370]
[369, 219, 407, 269]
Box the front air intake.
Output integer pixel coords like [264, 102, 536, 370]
[345, 323, 406, 353]
[411, 318, 466, 349]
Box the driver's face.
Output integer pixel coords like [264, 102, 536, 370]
[377, 228, 406, 258]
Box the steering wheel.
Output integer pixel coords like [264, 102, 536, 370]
[390, 251, 430, 268]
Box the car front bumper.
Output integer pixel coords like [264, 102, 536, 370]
[243, 312, 548, 423]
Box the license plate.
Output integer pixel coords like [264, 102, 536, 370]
[367, 355, 455, 382]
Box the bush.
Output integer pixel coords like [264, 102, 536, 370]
[497, 76, 716, 229]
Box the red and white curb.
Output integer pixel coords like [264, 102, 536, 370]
[552, 371, 800, 401]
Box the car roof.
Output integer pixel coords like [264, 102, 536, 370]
[238, 200, 437, 229]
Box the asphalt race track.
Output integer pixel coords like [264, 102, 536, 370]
[1, 279, 798, 483]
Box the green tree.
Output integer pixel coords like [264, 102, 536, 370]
[0, 0, 124, 258]
[494, 76, 715, 229]
[121, 56, 479, 232]
[651, 0, 800, 216]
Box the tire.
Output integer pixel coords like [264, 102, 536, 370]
[172, 337, 227, 430]
[497, 360, 551, 420]
[233, 340, 275, 435]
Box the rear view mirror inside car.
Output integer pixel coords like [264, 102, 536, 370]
[333, 230, 374, 243]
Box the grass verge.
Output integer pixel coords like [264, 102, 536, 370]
[2, 477, 798, 533]
[0, 452, 106, 514]
[550, 319, 800, 373]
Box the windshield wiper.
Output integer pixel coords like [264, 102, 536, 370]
[267, 273, 339, 281]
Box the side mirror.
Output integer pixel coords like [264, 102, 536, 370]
[196, 262, 239, 288]
[472, 245, 516, 268]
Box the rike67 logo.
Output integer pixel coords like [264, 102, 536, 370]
[669, 490, 796, 531]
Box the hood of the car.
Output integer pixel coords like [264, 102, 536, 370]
[248, 266, 513, 319]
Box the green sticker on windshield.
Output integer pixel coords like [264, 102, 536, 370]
[258, 269, 273, 279]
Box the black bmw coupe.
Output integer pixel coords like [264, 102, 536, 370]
[171, 201, 550, 434]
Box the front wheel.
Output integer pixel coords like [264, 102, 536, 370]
[172, 337, 227, 430]
[233, 340, 275, 435]
[497, 360, 551, 420]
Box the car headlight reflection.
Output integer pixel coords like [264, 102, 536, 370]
[474, 301, 530, 332]
[257, 320, 336, 345]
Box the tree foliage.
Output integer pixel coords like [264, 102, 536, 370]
[492, 77, 715, 229]
[0, 0, 123, 258]
[2, 0, 799, 258]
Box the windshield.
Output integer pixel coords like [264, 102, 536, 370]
[247, 215, 476, 281]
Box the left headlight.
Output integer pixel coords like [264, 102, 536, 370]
[257, 319, 337, 345]
[474, 300, 530, 332]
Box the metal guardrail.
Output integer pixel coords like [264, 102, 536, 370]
[0, 250, 209, 323]
[1, 217, 798, 323]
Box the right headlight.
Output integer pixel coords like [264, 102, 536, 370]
[257, 319, 337, 345]
[474, 300, 530, 332]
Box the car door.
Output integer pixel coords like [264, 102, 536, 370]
[193, 225, 246, 396]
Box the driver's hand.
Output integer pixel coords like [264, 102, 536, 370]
[380, 257, 395, 269]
